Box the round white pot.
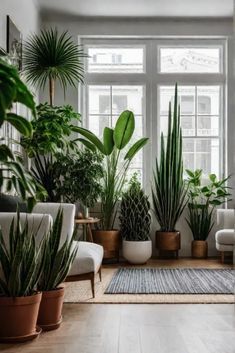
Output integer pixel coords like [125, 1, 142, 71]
[122, 240, 152, 264]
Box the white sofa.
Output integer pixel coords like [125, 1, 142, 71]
[0, 203, 104, 297]
[215, 209, 235, 263]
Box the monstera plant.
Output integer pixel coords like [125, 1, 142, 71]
[76, 110, 148, 260]
[0, 57, 46, 209]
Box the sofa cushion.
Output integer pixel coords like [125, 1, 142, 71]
[69, 241, 104, 276]
[215, 229, 235, 245]
[0, 194, 27, 212]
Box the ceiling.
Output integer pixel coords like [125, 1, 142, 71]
[37, 0, 233, 18]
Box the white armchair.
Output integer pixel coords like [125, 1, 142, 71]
[215, 209, 235, 263]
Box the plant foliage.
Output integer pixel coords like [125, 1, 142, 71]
[75, 110, 149, 230]
[0, 211, 42, 297]
[186, 169, 231, 241]
[120, 174, 151, 241]
[54, 149, 104, 207]
[152, 83, 187, 232]
[0, 57, 46, 209]
[23, 28, 87, 105]
[38, 209, 78, 291]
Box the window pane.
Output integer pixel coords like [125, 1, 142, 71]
[160, 47, 220, 73]
[88, 115, 110, 137]
[88, 47, 144, 73]
[160, 86, 195, 115]
[197, 86, 220, 115]
[197, 116, 219, 136]
[112, 86, 143, 115]
[89, 86, 111, 115]
[183, 138, 219, 176]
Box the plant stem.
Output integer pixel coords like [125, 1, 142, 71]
[49, 77, 55, 106]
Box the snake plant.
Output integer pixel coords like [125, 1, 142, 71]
[120, 175, 151, 241]
[38, 209, 78, 291]
[0, 211, 42, 297]
[152, 83, 187, 232]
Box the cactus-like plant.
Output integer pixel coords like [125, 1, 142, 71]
[120, 175, 151, 241]
[0, 211, 42, 297]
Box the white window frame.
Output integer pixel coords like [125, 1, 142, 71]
[79, 37, 227, 190]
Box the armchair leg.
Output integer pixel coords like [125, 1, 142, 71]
[98, 266, 102, 282]
[221, 251, 225, 264]
[90, 274, 95, 298]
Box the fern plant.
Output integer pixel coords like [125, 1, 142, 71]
[120, 175, 151, 241]
[152, 83, 187, 232]
[0, 211, 42, 297]
[38, 209, 78, 291]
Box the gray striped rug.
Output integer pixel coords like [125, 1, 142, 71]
[105, 268, 235, 294]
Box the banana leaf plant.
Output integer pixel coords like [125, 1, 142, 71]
[152, 83, 187, 232]
[75, 110, 148, 230]
[0, 57, 46, 210]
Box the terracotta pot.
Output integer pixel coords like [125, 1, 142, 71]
[0, 292, 42, 343]
[155, 231, 181, 258]
[37, 287, 64, 331]
[92, 230, 120, 260]
[191, 240, 208, 259]
[123, 240, 152, 264]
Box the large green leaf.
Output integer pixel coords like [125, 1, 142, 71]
[124, 138, 149, 161]
[113, 110, 135, 150]
[6, 113, 33, 137]
[74, 127, 106, 154]
[103, 127, 114, 155]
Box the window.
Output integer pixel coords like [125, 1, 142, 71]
[82, 39, 226, 185]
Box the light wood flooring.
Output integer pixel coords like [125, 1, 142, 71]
[1, 258, 235, 353]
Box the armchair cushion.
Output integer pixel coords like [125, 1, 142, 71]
[215, 229, 235, 245]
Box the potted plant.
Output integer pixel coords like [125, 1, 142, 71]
[21, 103, 81, 202]
[0, 212, 42, 342]
[0, 57, 46, 210]
[120, 174, 152, 264]
[54, 148, 104, 218]
[152, 84, 187, 258]
[76, 110, 148, 260]
[186, 169, 230, 258]
[37, 209, 78, 331]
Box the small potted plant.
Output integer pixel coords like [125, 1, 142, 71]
[54, 148, 104, 218]
[186, 169, 231, 258]
[76, 110, 148, 260]
[0, 212, 42, 342]
[152, 84, 187, 258]
[120, 175, 152, 264]
[37, 209, 78, 331]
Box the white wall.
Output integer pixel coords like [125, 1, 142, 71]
[41, 14, 234, 257]
[0, 0, 40, 51]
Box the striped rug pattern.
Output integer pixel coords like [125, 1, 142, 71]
[105, 268, 235, 294]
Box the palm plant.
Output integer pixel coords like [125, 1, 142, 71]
[0, 211, 42, 297]
[23, 28, 87, 106]
[38, 209, 78, 291]
[75, 110, 148, 230]
[152, 83, 187, 232]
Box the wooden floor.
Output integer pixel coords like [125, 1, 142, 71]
[1, 258, 235, 353]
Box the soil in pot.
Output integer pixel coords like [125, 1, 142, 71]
[191, 240, 208, 259]
[37, 287, 64, 331]
[155, 231, 181, 258]
[123, 240, 152, 264]
[0, 292, 42, 343]
[92, 230, 120, 261]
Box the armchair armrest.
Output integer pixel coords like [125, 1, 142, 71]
[217, 209, 235, 229]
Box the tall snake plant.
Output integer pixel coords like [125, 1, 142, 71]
[152, 84, 187, 232]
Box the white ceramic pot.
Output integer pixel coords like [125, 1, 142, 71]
[122, 240, 152, 264]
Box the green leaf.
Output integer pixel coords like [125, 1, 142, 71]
[113, 110, 135, 150]
[74, 127, 106, 154]
[124, 137, 149, 160]
[76, 138, 97, 152]
[103, 127, 114, 155]
[209, 174, 216, 182]
[6, 113, 33, 137]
